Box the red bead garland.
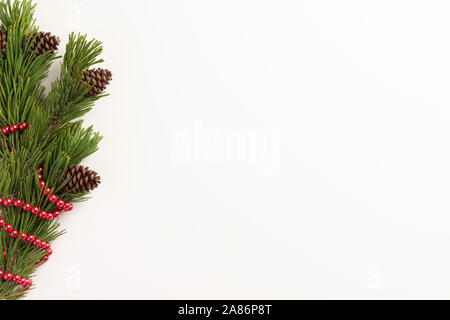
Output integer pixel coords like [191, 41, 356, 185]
[0, 218, 52, 261]
[37, 166, 74, 216]
[0, 269, 32, 288]
[0, 166, 75, 289]
[0, 166, 74, 222]
[0, 196, 72, 221]
[2, 122, 28, 136]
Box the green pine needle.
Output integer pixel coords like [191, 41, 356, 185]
[0, 0, 109, 300]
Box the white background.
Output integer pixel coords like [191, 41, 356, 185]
[27, 0, 450, 299]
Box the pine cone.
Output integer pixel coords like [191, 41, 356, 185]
[82, 68, 113, 96]
[64, 164, 101, 194]
[0, 29, 7, 58]
[29, 31, 60, 57]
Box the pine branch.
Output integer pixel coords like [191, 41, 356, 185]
[0, 0, 36, 33]
[0, 0, 111, 299]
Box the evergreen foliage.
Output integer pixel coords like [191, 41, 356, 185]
[0, 0, 111, 299]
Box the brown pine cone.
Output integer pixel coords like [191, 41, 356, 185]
[0, 29, 7, 58]
[64, 164, 101, 194]
[29, 31, 60, 57]
[82, 68, 113, 97]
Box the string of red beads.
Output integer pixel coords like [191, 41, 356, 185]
[0, 167, 74, 221]
[0, 196, 72, 221]
[0, 219, 52, 256]
[1, 122, 28, 135]
[0, 166, 71, 289]
[37, 166, 74, 217]
[0, 270, 32, 288]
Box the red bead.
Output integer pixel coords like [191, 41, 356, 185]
[22, 203, 31, 211]
[19, 277, 26, 285]
[12, 274, 21, 283]
[43, 256, 49, 262]
[45, 187, 52, 196]
[31, 206, 40, 215]
[45, 243, 51, 250]
[46, 213, 54, 220]
[56, 199, 65, 208]
[2, 126, 10, 135]
[0, 270, 4, 278]
[19, 122, 28, 130]
[63, 202, 74, 212]
[47, 248, 53, 256]
[40, 181, 46, 188]
[38, 174, 43, 180]
[0, 197, 3, 205]
[40, 241, 47, 249]
[3, 198, 12, 206]
[49, 194, 58, 202]
[10, 230, 19, 238]
[4, 272, 12, 281]
[33, 239, 41, 247]
[20, 232, 27, 241]
[4, 224, 12, 232]
[24, 279, 32, 287]
[39, 211, 47, 219]
[10, 124, 19, 133]
[14, 199, 22, 207]
[53, 211, 61, 218]
[27, 234, 35, 242]
[37, 167, 43, 174]
[0, 219, 4, 227]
